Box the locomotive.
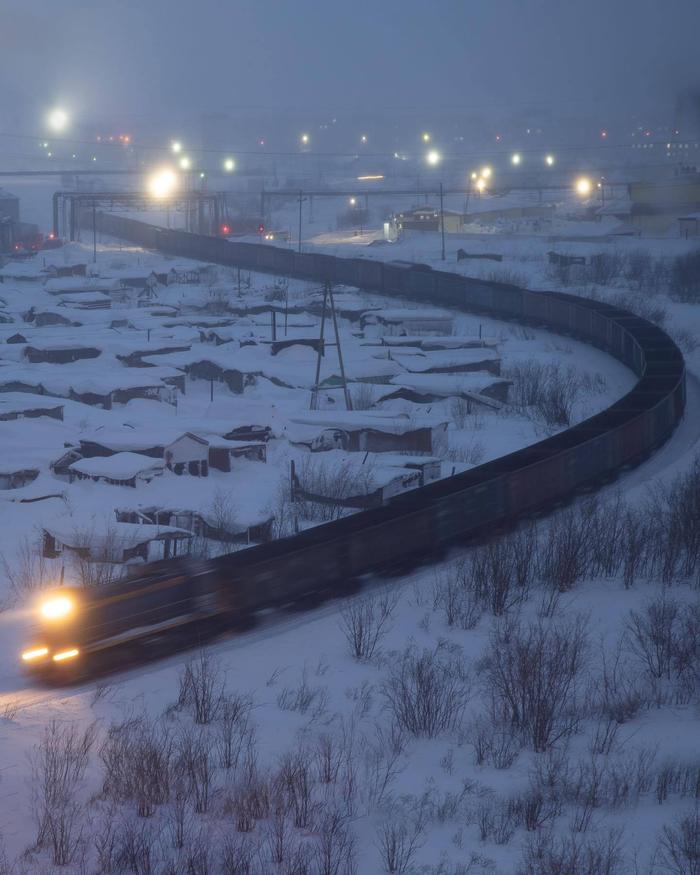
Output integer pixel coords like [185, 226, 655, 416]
[21, 216, 686, 679]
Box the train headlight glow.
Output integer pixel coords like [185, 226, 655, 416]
[52, 649, 79, 662]
[22, 647, 49, 662]
[40, 596, 73, 621]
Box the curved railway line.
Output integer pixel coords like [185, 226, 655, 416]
[20, 213, 687, 679]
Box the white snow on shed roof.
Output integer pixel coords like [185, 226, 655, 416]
[69, 452, 165, 480]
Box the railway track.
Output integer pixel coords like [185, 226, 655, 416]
[15, 213, 685, 679]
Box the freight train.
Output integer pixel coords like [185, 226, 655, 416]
[20, 215, 686, 679]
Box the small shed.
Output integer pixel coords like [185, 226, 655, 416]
[164, 433, 209, 476]
[207, 437, 267, 472]
[42, 522, 191, 563]
[0, 394, 64, 421]
[68, 452, 165, 487]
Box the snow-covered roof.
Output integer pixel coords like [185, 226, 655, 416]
[389, 372, 507, 395]
[69, 452, 165, 480]
[289, 410, 447, 434]
[44, 520, 190, 550]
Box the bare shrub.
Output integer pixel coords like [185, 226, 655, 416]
[177, 650, 224, 724]
[382, 642, 470, 737]
[442, 440, 486, 466]
[596, 641, 648, 724]
[484, 616, 588, 751]
[609, 290, 667, 326]
[470, 534, 532, 616]
[277, 666, 329, 717]
[113, 813, 158, 875]
[274, 747, 317, 829]
[315, 808, 357, 875]
[670, 250, 700, 302]
[625, 595, 681, 682]
[655, 806, 700, 874]
[1, 535, 52, 604]
[220, 832, 256, 874]
[375, 807, 425, 874]
[31, 719, 97, 866]
[432, 562, 482, 630]
[339, 590, 399, 660]
[504, 361, 582, 427]
[537, 504, 595, 592]
[590, 252, 625, 286]
[294, 455, 376, 522]
[100, 716, 172, 816]
[215, 693, 255, 771]
[518, 827, 625, 875]
[362, 721, 407, 808]
[173, 727, 216, 814]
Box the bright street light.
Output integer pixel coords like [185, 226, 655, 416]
[47, 108, 69, 132]
[360, 134, 368, 144]
[426, 149, 441, 166]
[171, 141, 182, 154]
[223, 157, 235, 172]
[349, 197, 357, 206]
[545, 153, 555, 166]
[179, 156, 191, 170]
[511, 152, 521, 165]
[481, 166, 492, 179]
[476, 177, 486, 192]
[470, 171, 478, 181]
[149, 168, 178, 199]
[300, 133, 310, 145]
[422, 132, 431, 143]
[575, 176, 592, 197]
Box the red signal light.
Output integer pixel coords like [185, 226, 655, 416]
[221, 224, 231, 235]
[258, 223, 265, 235]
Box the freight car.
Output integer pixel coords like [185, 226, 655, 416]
[20, 215, 686, 679]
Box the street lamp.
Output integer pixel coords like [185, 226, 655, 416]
[511, 152, 521, 166]
[223, 157, 235, 172]
[349, 197, 357, 207]
[179, 156, 191, 170]
[360, 134, 368, 144]
[481, 166, 492, 180]
[149, 168, 178, 199]
[171, 141, 182, 154]
[575, 176, 592, 197]
[47, 108, 69, 132]
[422, 132, 431, 143]
[476, 177, 486, 193]
[300, 133, 310, 146]
[426, 149, 441, 166]
[545, 154, 555, 166]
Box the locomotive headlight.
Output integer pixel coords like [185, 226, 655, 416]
[40, 596, 74, 621]
[22, 647, 49, 662]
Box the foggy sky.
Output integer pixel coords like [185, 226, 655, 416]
[1, 0, 699, 134]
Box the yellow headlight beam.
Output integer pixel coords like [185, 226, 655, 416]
[40, 596, 73, 620]
[52, 649, 79, 663]
[22, 647, 49, 662]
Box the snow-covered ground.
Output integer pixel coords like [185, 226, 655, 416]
[0, 218, 698, 873]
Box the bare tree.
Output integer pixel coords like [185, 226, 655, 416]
[215, 693, 255, 771]
[339, 590, 399, 660]
[625, 596, 681, 682]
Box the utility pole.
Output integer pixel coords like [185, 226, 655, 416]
[298, 189, 303, 254]
[439, 181, 446, 261]
[92, 198, 97, 264]
[310, 281, 352, 411]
